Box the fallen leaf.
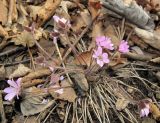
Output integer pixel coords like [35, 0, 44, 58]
[13, 31, 36, 47]
[0, 0, 8, 25]
[150, 103, 160, 120]
[104, 25, 120, 47]
[115, 98, 130, 111]
[71, 72, 89, 91]
[49, 80, 77, 102]
[74, 50, 92, 67]
[9, 64, 32, 79]
[21, 87, 55, 116]
[150, 57, 160, 64]
[135, 27, 160, 50]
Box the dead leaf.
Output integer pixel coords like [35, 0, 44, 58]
[74, 51, 92, 67]
[36, 0, 62, 27]
[150, 103, 160, 120]
[135, 27, 160, 50]
[115, 98, 130, 111]
[104, 25, 120, 47]
[49, 80, 77, 102]
[9, 64, 32, 79]
[150, 57, 160, 63]
[72, 72, 89, 91]
[0, 25, 8, 38]
[0, 0, 8, 25]
[7, 0, 18, 26]
[21, 87, 55, 116]
[13, 31, 36, 47]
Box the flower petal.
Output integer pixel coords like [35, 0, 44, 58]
[97, 59, 104, 67]
[7, 80, 18, 88]
[4, 87, 16, 94]
[16, 78, 22, 88]
[102, 53, 110, 63]
[53, 15, 60, 23]
[4, 92, 16, 101]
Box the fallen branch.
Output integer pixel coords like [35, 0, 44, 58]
[102, 0, 155, 31]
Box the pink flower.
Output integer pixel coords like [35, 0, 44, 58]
[3, 78, 21, 101]
[138, 99, 151, 118]
[93, 46, 110, 67]
[140, 104, 150, 117]
[118, 40, 129, 53]
[96, 36, 114, 50]
[53, 15, 71, 28]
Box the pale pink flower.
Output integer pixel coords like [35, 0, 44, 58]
[96, 36, 114, 50]
[93, 46, 110, 67]
[119, 40, 129, 53]
[140, 104, 150, 117]
[53, 15, 71, 28]
[4, 78, 21, 101]
[138, 99, 151, 118]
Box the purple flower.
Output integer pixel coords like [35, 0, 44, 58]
[96, 36, 114, 50]
[4, 78, 21, 101]
[118, 40, 129, 53]
[140, 104, 150, 117]
[53, 15, 71, 28]
[93, 46, 110, 67]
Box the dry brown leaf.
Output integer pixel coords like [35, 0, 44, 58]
[0, 0, 8, 25]
[36, 0, 62, 27]
[115, 98, 130, 111]
[49, 80, 77, 102]
[72, 72, 89, 91]
[22, 68, 51, 83]
[104, 25, 120, 47]
[9, 64, 31, 79]
[27, 5, 41, 20]
[13, 31, 36, 47]
[21, 95, 54, 116]
[7, 0, 18, 26]
[135, 27, 160, 50]
[74, 51, 92, 67]
[150, 57, 160, 63]
[150, 103, 160, 120]
[0, 25, 8, 38]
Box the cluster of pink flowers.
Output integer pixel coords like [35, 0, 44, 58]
[93, 36, 129, 67]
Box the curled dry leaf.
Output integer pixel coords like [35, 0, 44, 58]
[0, 0, 8, 25]
[49, 80, 77, 102]
[149, 103, 160, 120]
[115, 98, 130, 111]
[9, 64, 31, 79]
[135, 28, 160, 50]
[36, 0, 62, 27]
[21, 87, 55, 116]
[71, 72, 89, 91]
[150, 57, 160, 64]
[7, 0, 18, 26]
[13, 31, 36, 47]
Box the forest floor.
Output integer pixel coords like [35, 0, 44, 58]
[0, 0, 160, 123]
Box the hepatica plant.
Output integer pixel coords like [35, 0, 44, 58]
[93, 36, 129, 67]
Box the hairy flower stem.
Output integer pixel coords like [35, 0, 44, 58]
[54, 39, 73, 85]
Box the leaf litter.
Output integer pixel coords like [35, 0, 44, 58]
[0, 0, 160, 123]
